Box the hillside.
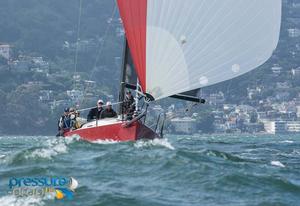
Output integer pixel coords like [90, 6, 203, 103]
[0, 0, 299, 135]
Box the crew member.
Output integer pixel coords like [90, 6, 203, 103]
[123, 91, 135, 120]
[57, 107, 71, 136]
[101, 101, 117, 119]
[69, 107, 81, 129]
[87, 99, 104, 121]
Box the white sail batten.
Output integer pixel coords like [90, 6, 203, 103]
[117, 0, 282, 100]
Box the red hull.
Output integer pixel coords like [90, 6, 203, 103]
[64, 120, 159, 142]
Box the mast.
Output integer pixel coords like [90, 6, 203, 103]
[118, 38, 129, 117]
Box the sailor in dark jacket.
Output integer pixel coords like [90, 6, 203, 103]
[123, 91, 135, 120]
[124, 91, 135, 113]
[101, 101, 117, 119]
[56, 107, 71, 136]
[87, 99, 104, 121]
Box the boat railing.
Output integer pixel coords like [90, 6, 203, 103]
[123, 110, 147, 128]
[76, 101, 123, 112]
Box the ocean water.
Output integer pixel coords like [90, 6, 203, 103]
[0, 134, 299, 206]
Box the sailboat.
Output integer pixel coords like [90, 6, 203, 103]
[64, 0, 282, 141]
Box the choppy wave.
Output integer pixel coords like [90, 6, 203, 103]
[0, 195, 46, 206]
[2, 136, 81, 165]
[134, 138, 175, 150]
[203, 149, 248, 162]
[0, 134, 300, 206]
[26, 138, 68, 160]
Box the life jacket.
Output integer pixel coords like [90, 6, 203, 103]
[63, 116, 71, 129]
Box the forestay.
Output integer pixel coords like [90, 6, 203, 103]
[117, 0, 282, 100]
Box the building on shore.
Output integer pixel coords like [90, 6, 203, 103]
[0, 43, 11, 60]
[243, 123, 264, 133]
[262, 120, 300, 134]
[263, 120, 287, 134]
[206, 92, 225, 106]
[286, 121, 300, 133]
[271, 65, 283, 76]
[297, 106, 300, 118]
[170, 117, 197, 135]
[67, 89, 84, 103]
[288, 28, 300, 38]
[291, 67, 300, 78]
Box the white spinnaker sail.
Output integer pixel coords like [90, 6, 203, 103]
[117, 0, 282, 100]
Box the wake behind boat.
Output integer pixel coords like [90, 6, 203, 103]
[58, 0, 282, 142]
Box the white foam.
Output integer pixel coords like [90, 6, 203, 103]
[271, 161, 285, 168]
[25, 137, 69, 160]
[91, 139, 120, 144]
[280, 140, 294, 144]
[0, 154, 7, 163]
[292, 150, 300, 155]
[64, 135, 81, 145]
[134, 138, 175, 150]
[0, 195, 45, 206]
[28, 146, 67, 160]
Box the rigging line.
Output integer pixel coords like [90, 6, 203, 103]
[92, 3, 118, 71]
[73, 0, 83, 89]
[79, 2, 118, 107]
